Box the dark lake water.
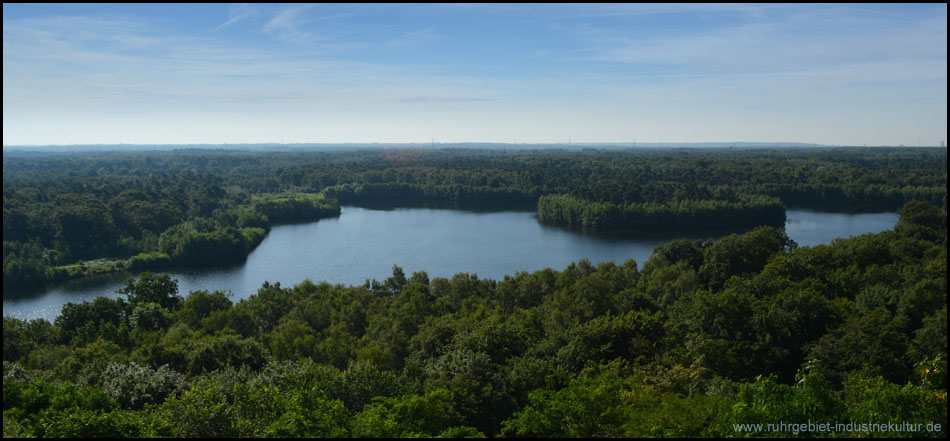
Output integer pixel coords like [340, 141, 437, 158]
[3, 207, 899, 322]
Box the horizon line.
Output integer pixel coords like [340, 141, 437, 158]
[0, 141, 919, 147]
[5, 141, 947, 149]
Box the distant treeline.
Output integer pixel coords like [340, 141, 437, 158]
[538, 193, 786, 231]
[3, 147, 946, 289]
[322, 182, 538, 209]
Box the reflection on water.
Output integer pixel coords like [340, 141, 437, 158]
[3, 207, 898, 322]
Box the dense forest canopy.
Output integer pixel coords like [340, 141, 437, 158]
[2, 147, 947, 437]
[4, 147, 946, 289]
[2, 200, 946, 437]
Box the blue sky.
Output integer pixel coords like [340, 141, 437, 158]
[3, 3, 947, 146]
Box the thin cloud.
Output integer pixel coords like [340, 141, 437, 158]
[569, 5, 946, 82]
[262, 5, 318, 43]
[3, 4, 944, 146]
[211, 4, 260, 32]
[386, 27, 441, 48]
[398, 96, 493, 103]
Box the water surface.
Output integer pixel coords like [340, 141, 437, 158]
[3, 207, 899, 321]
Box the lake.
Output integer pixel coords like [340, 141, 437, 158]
[2, 207, 899, 322]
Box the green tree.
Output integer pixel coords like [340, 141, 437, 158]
[118, 272, 183, 312]
[352, 389, 461, 438]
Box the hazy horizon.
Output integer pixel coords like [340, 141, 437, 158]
[4, 4, 947, 146]
[7, 141, 945, 151]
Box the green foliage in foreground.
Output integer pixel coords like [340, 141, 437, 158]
[3, 202, 947, 438]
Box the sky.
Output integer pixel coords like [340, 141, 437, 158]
[2, 3, 947, 146]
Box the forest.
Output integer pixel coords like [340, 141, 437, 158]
[3, 200, 946, 437]
[4, 147, 946, 289]
[2, 146, 947, 437]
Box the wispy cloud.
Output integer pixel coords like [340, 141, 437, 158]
[211, 4, 260, 32]
[386, 27, 441, 48]
[2, 9, 507, 118]
[3, 4, 945, 145]
[262, 5, 318, 43]
[397, 96, 493, 103]
[567, 4, 947, 84]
